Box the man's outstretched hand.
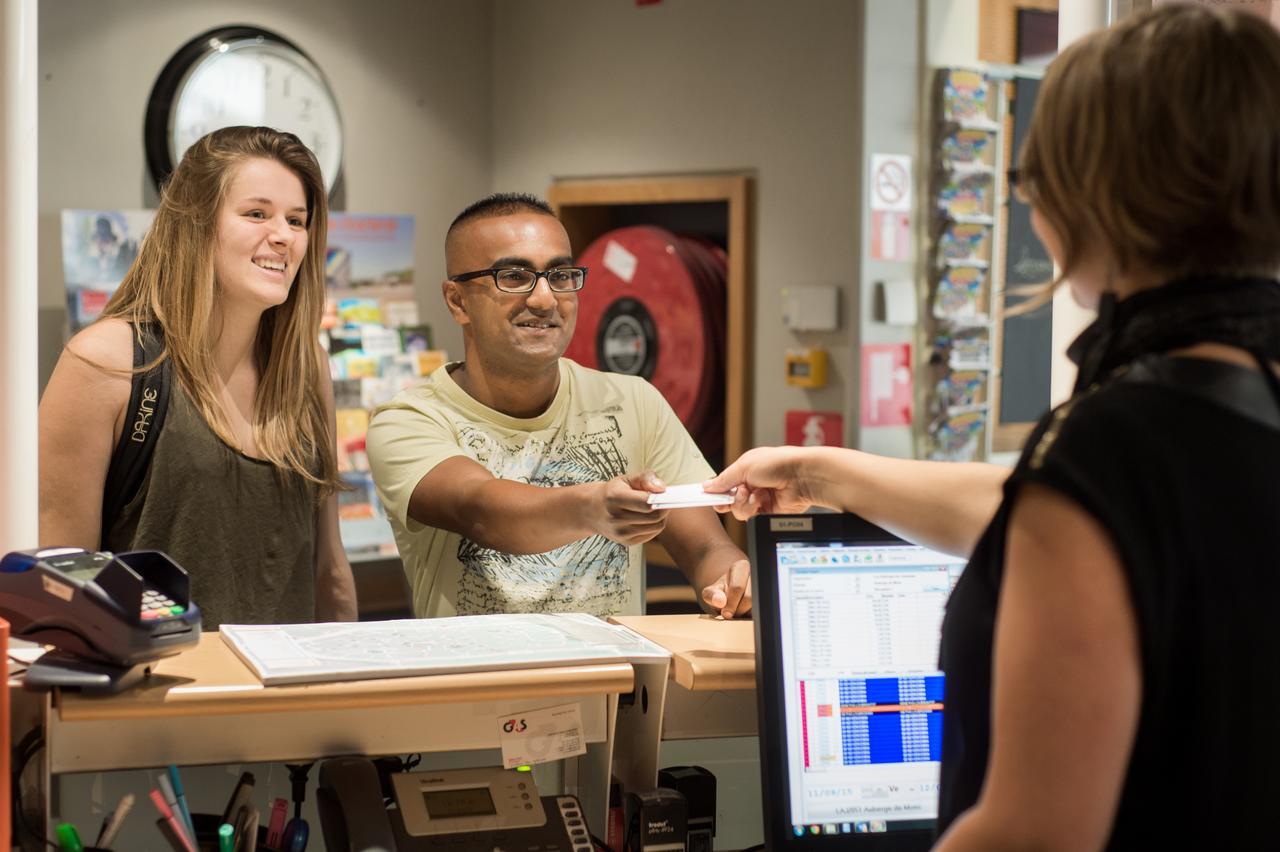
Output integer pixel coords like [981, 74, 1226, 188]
[592, 471, 671, 546]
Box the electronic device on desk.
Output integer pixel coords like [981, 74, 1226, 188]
[623, 788, 686, 852]
[750, 513, 967, 851]
[0, 547, 201, 694]
[317, 758, 594, 852]
[658, 767, 714, 852]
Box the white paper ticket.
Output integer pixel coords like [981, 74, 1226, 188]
[646, 482, 735, 509]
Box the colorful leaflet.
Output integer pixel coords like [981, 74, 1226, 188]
[940, 69, 989, 122]
[937, 222, 990, 262]
[933, 266, 986, 320]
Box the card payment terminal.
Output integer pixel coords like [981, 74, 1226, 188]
[0, 547, 201, 692]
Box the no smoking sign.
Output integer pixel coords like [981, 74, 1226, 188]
[869, 154, 912, 261]
[870, 154, 912, 212]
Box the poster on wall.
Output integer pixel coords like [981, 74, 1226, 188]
[860, 342, 913, 428]
[325, 213, 417, 325]
[61, 209, 156, 332]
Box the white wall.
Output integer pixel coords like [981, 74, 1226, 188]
[490, 0, 862, 448]
[926, 0, 980, 67]
[37, 0, 494, 385]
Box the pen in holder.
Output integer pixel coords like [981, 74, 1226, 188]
[190, 813, 270, 852]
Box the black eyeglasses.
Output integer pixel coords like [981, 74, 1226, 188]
[450, 266, 588, 294]
[1007, 167, 1032, 203]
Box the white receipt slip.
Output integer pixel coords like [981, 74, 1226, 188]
[646, 483, 735, 509]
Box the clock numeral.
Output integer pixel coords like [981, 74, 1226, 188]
[150, 29, 342, 195]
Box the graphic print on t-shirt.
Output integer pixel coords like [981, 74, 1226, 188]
[453, 415, 630, 615]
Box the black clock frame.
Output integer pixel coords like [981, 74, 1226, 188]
[143, 24, 329, 193]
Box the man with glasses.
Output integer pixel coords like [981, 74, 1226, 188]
[367, 193, 750, 620]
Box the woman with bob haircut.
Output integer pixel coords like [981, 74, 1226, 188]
[708, 6, 1280, 849]
[40, 126, 356, 629]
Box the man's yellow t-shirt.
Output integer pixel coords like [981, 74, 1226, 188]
[367, 359, 714, 618]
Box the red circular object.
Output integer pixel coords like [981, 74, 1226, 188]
[569, 226, 725, 452]
[672, 236, 728, 458]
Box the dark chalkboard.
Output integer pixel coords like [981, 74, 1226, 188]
[998, 76, 1054, 426]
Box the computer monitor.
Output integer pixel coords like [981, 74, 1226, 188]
[751, 513, 967, 851]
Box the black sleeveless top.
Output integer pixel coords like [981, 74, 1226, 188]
[103, 384, 319, 630]
[938, 354, 1280, 848]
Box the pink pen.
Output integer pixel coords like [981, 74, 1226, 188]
[149, 788, 196, 852]
[266, 797, 289, 847]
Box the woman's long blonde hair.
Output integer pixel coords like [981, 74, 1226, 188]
[101, 126, 339, 495]
[1018, 4, 1280, 299]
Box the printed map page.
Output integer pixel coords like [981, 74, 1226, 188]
[220, 612, 670, 685]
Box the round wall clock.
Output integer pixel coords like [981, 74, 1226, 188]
[144, 25, 344, 195]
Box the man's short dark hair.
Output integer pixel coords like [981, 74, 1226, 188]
[447, 192, 556, 237]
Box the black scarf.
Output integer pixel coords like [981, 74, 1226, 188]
[1067, 276, 1280, 394]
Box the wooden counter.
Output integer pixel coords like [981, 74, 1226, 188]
[57, 633, 633, 721]
[611, 614, 755, 691]
[611, 614, 758, 741]
[20, 617, 760, 840]
[41, 632, 632, 780]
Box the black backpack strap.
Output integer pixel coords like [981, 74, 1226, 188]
[101, 322, 171, 541]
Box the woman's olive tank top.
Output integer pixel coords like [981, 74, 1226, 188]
[104, 384, 318, 631]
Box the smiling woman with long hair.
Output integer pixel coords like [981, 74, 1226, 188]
[39, 126, 355, 629]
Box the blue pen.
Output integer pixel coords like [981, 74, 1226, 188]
[166, 764, 197, 843]
[283, 817, 309, 851]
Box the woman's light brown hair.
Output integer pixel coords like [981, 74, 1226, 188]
[1018, 4, 1280, 300]
[101, 126, 339, 495]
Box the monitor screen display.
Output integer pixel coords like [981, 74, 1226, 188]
[774, 539, 966, 836]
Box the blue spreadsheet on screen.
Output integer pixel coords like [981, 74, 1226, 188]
[752, 514, 966, 851]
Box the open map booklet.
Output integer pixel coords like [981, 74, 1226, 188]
[220, 612, 671, 686]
